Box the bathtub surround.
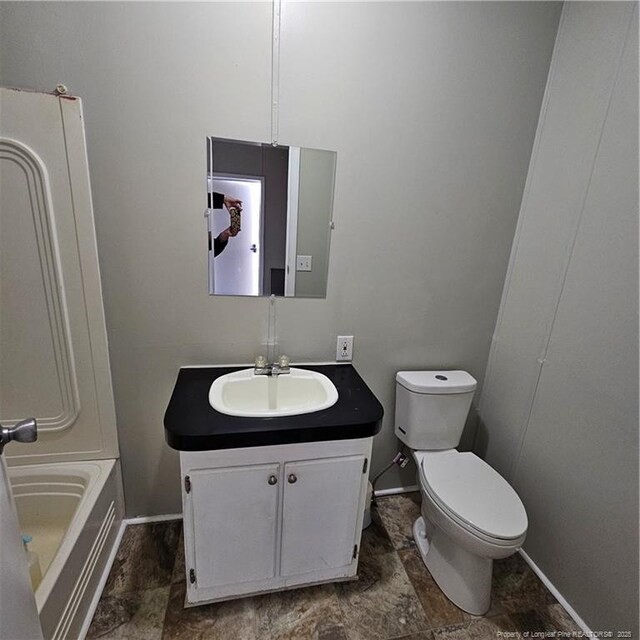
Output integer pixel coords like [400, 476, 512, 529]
[0, 89, 119, 466]
[87, 494, 582, 639]
[0, 87, 125, 638]
[0, 2, 561, 514]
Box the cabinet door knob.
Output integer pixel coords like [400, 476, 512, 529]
[268, 475, 278, 485]
[287, 473, 297, 484]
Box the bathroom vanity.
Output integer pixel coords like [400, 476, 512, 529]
[164, 364, 383, 605]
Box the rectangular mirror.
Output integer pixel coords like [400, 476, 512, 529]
[206, 137, 336, 298]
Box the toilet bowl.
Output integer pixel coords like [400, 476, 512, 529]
[394, 370, 528, 615]
[412, 450, 527, 614]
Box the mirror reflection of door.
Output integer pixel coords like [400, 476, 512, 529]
[207, 136, 336, 298]
[210, 176, 264, 296]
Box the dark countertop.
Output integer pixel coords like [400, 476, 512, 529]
[164, 364, 384, 451]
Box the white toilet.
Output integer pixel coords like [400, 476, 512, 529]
[395, 370, 528, 615]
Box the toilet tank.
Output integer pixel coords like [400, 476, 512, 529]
[394, 371, 477, 450]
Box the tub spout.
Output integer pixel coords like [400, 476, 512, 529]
[0, 418, 37, 454]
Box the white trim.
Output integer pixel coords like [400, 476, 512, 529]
[124, 513, 182, 526]
[79, 507, 591, 639]
[285, 146, 300, 296]
[518, 548, 591, 634]
[374, 484, 419, 497]
[76, 520, 126, 640]
[270, 0, 281, 146]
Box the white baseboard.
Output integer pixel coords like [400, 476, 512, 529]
[81, 506, 591, 640]
[374, 484, 419, 497]
[371, 489, 591, 634]
[124, 513, 182, 526]
[518, 548, 591, 634]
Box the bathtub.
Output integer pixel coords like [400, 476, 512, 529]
[9, 459, 123, 640]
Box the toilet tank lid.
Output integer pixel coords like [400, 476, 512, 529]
[396, 370, 477, 394]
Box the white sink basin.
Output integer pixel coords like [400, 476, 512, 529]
[209, 368, 339, 418]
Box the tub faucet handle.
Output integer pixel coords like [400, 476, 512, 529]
[0, 418, 38, 454]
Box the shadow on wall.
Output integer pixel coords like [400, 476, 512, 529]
[473, 416, 490, 462]
[459, 407, 479, 453]
[151, 443, 182, 517]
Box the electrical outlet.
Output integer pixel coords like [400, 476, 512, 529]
[336, 335, 354, 362]
[296, 255, 312, 272]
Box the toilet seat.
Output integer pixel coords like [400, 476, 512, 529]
[415, 450, 527, 542]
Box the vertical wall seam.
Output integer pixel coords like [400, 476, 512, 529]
[478, 7, 566, 416]
[509, 4, 637, 482]
[271, 0, 282, 146]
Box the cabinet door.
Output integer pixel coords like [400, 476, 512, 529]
[188, 463, 280, 589]
[280, 455, 365, 577]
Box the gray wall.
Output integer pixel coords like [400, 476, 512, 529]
[0, 2, 561, 516]
[478, 3, 638, 634]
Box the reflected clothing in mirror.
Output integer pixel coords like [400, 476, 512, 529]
[207, 137, 336, 298]
[209, 191, 231, 257]
[213, 234, 227, 258]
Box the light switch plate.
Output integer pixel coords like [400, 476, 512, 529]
[296, 255, 312, 271]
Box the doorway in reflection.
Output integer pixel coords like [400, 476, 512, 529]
[209, 176, 264, 296]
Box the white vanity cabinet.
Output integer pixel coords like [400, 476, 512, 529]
[180, 437, 372, 605]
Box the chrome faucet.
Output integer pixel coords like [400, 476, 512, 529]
[0, 418, 37, 455]
[254, 354, 291, 376]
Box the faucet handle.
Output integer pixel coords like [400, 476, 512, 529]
[0, 418, 37, 455]
[255, 355, 267, 369]
[278, 355, 290, 369]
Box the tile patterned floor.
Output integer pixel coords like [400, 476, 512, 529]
[87, 493, 581, 640]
